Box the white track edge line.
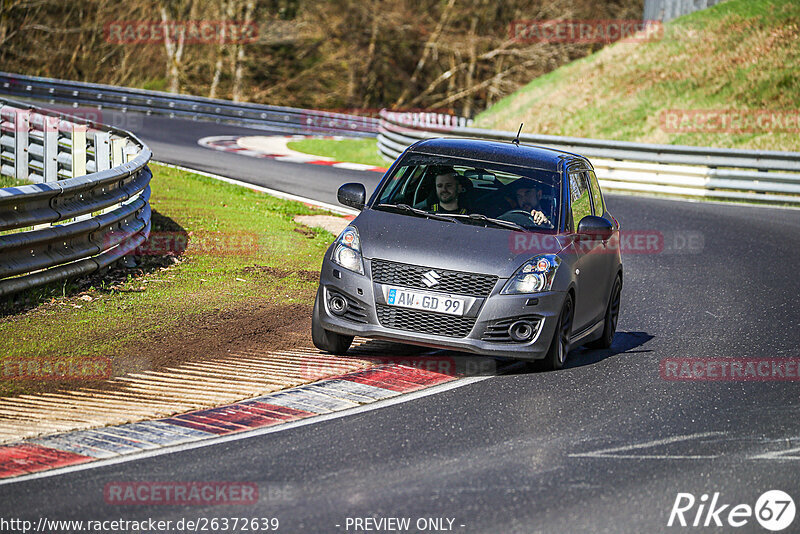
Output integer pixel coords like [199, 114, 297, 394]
[152, 161, 360, 216]
[0, 375, 489, 486]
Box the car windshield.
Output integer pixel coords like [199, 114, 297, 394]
[373, 153, 560, 231]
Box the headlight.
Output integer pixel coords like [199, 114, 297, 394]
[331, 225, 364, 274]
[501, 255, 561, 294]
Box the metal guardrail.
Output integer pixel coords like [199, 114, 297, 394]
[0, 72, 379, 137]
[644, 0, 724, 22]
[378, 110, 800, 204]
[0, 97, 152, 297]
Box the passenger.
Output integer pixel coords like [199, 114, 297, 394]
[430, 171, 467, 214]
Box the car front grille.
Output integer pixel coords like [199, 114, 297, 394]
[376, 305, 476, 338]
[481, 316, 542, 343]
[370, 259, 497, 297]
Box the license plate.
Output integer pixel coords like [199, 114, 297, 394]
[385, 286, 466, 316]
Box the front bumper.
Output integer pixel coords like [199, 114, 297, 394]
[317, 259, 567, 360]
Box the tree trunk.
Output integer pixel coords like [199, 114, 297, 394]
[462, 14, 478, 117]
[232, 0, 255, 102]
[393, 0, 456, 109]
[160, 6, 185, 94]
[209, 0, 233, 99]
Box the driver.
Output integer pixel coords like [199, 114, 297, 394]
[430, 171, 467, 214]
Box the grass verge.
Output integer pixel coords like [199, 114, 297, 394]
[475, 0, 800, 152]
[0, 176, 26, 188]
[287, 138, 391, 168]
[0, 162, 337, 397]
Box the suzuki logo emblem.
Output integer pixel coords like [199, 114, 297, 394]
[422, 270, 441, 287]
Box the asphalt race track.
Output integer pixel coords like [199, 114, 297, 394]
[2, 115, 799, 533]
[130, 113, 384, 206]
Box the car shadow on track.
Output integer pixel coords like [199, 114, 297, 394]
[499, 330, 655, 376]
[345, 340, 513, 377]
[564, 330, 654, 369]
[340, 331, 654, 379]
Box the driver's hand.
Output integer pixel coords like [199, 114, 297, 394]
[531, 210, 549, 225]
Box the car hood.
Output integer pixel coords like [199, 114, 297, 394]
[353, 208, 569, 277]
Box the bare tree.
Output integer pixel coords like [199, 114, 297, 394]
[160, 6, 187, 93]
[231, 0, 255, 101]
[209, 0, 233, 99]
[0, 0, 646, 115]
[394, 0, 457, 109]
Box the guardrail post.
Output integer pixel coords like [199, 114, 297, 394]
[43, 115, 59, 182]
[124, 143, 138, 163]
[0, 106, 13, 178]
[111, 137, 125, 167]
[14, 109, 29, 180]
[72, 123, 87, 177]
[94, 131, 110, 172]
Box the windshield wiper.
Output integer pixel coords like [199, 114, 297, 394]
[374, 203, 458, 224]
[446, 213, 527, 232]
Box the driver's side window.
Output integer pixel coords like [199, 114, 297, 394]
[568, 172, 592, 231]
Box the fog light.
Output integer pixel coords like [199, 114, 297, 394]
[329, 295, 348, 315]
[509, 320, 534, 342]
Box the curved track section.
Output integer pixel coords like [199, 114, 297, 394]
[123, 113, 384, 205]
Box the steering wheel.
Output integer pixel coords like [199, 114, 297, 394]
[498, 209, 552, 227]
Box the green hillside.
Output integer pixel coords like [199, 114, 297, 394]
[475, 0, 800, 152]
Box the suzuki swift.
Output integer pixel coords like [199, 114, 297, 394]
[312, 138, 622, 370]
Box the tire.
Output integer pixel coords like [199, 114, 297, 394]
[587, 276, 621, 350]
[541, 293, 574, 371]
[312, 290, 353, 355]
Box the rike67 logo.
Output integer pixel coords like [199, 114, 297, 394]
[668, 490, 795, 531]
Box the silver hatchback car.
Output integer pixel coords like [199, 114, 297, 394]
[312, 138, 622, 370]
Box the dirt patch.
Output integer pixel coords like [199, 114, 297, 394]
[294, 215, 348, 235]
[128, 301, 312, 369]
[242, 264, 320, 282]
[0, 303, 383, 444]
[242, 265, 292, 278]
[294, 270, 319, 282]
[0, 298, 315, 398]
[294, 226, 316, 238]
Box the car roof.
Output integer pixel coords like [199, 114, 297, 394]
[408, 137, 588, 172]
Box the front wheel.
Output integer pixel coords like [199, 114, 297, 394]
[587, 276, 621, 350]
[312, 290, 353, 355]
[541, 294, 574, 371]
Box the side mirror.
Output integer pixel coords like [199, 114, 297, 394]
[337, 183, 367, 210]
[577, 215, 613, 241]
